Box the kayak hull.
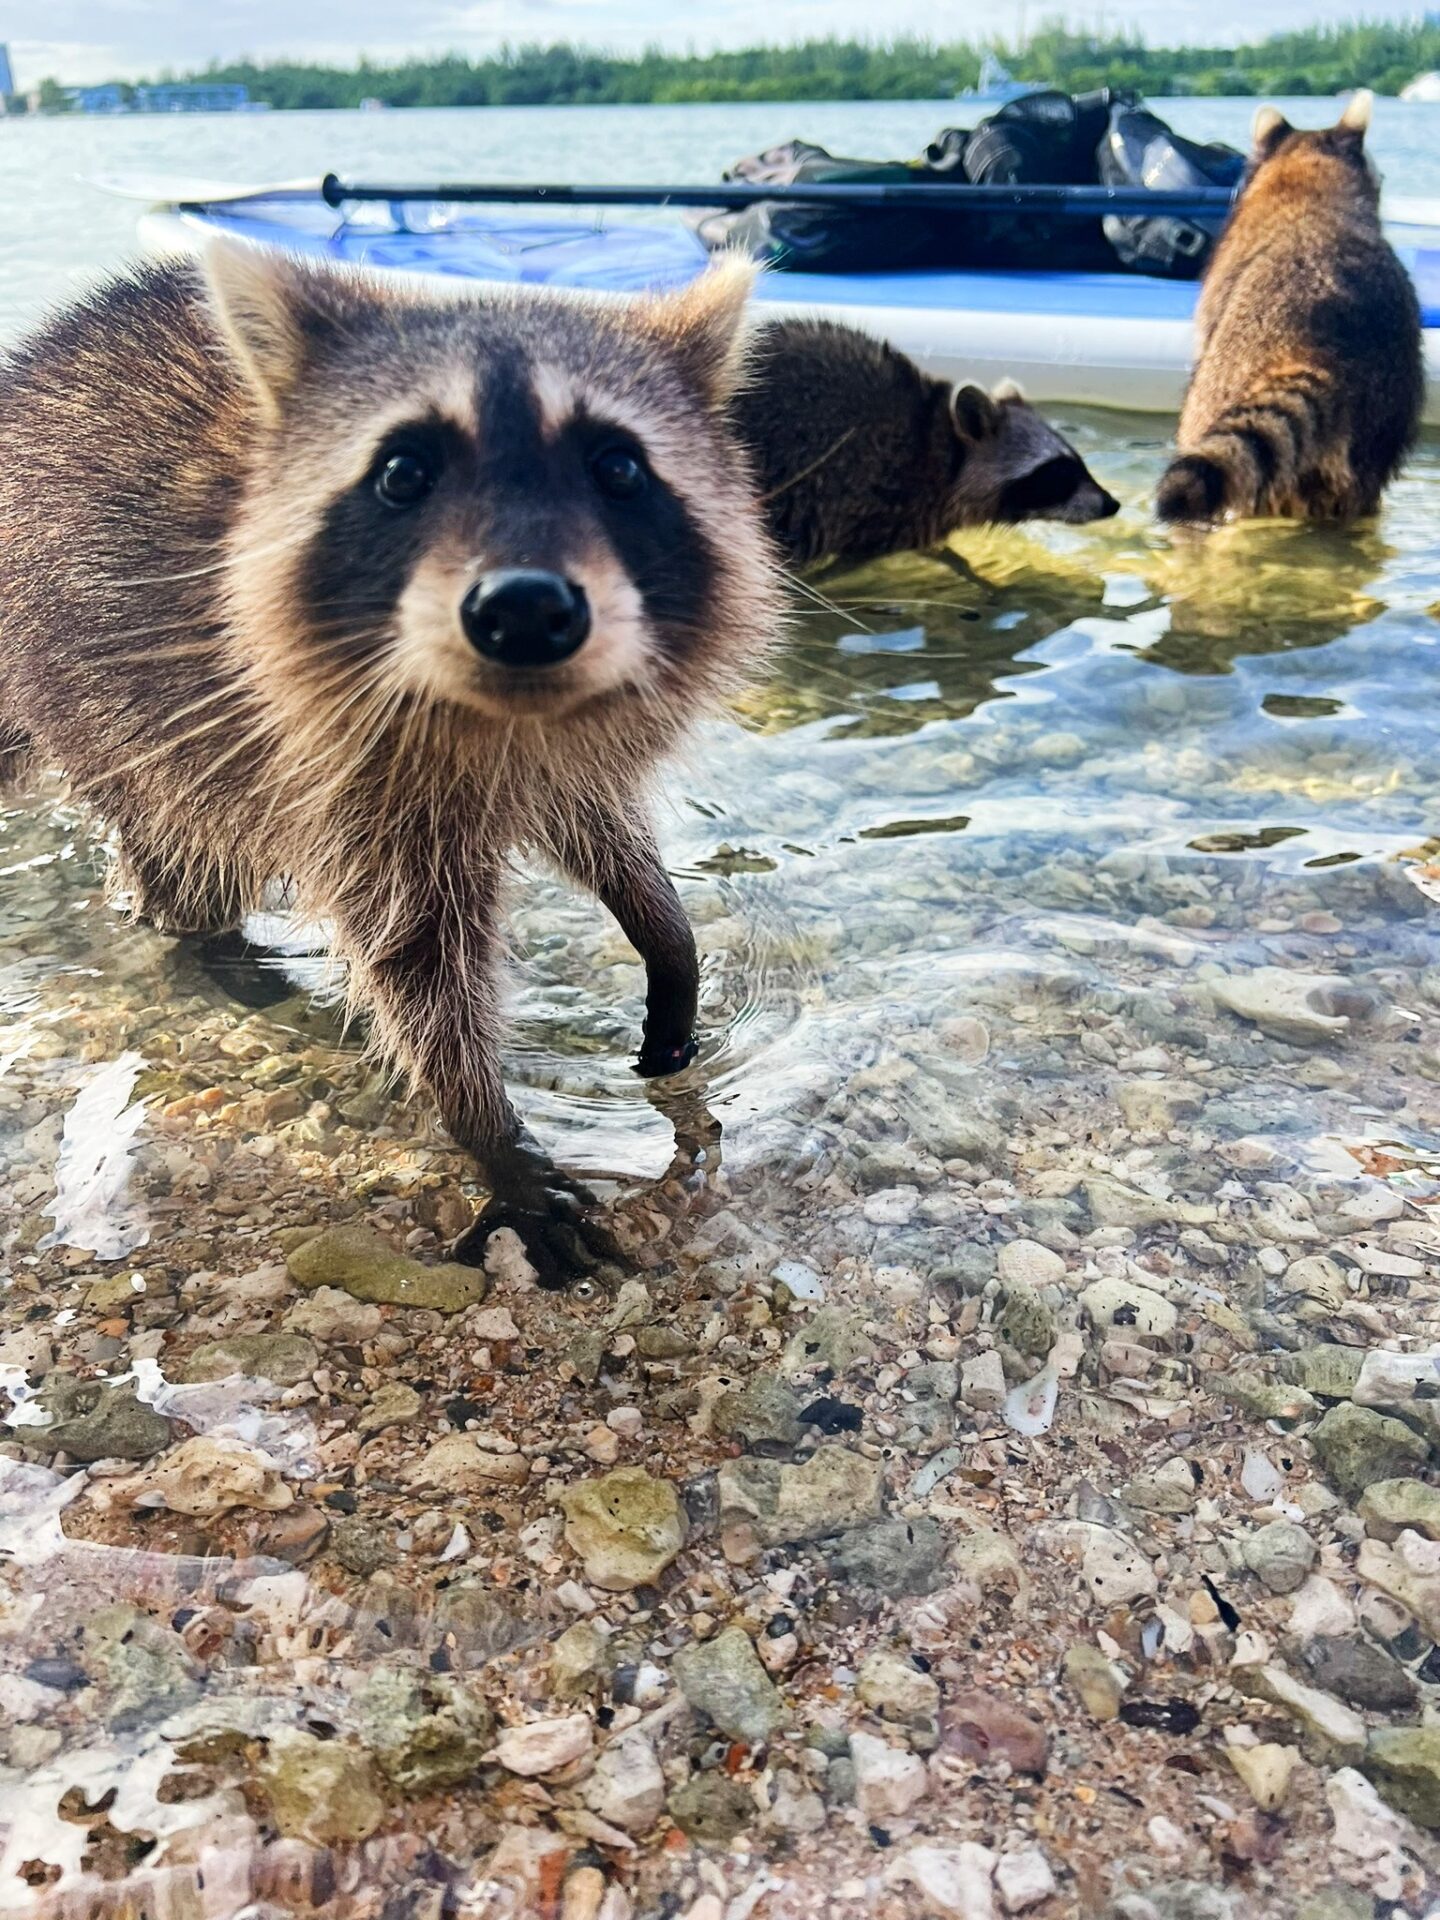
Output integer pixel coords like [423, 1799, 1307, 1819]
[135, 195, 1440, 424]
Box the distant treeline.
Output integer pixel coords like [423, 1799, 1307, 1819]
[29, 19, 1440, 111]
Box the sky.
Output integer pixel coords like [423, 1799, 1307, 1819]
[7, 0, 1420, 87]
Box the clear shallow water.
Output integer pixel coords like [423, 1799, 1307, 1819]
[3, 97, 1440, 1919]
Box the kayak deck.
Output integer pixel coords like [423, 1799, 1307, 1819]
[134, 190, 1440, 422]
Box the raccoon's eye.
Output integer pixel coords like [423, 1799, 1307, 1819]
[589, 443, 649, 502]
[374, 450, 437, 510]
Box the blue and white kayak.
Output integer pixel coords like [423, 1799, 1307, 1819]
[114, 175, 1440, 423]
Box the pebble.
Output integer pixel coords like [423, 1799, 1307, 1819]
[284, 1286, 384, 1342]
[994, 1848, 1056, 1914]
[717, 1446, 883, 1548]
[1212, 968, 1353, 1043]
[995, 1284, 1057, 1360]
[178, 1331, 319, 1386]
[941, 1689, 1050, 1776]
[890, 1843, 996, 1920]
[1357, 1476, 1440, 1541]
[960, 1351, 1007, 1412]
[849, 1730, 930, 1820]
[559, 1467, 687, 1591]
[1121, 1455, 1199, 1515]
[667, 1772, 754, 1842]
[1310, 1403, 1429, 1501]
[856, 1650, 941, 1723]
[407, 1433, 530, 1490]
[41, 1382, 173, 1461]
[1225, 1741, 1298, 1812]
[1356, 1532, 1440, 1640]
[1362, 1726, 1440, 1828]
[1079, 1275, 1177, 1343]
[356, 1380, 422, 1437]
[1117, 1080, 1202, 1132]
[1062, 1643, 1126, 1721]
[355, 1667, 495, 1793]
[830, 1516, 947, 1595]
[1283, 1345, 1363, 1402]
[711, 1373, 802, 1449]
[259, 1730, 384, 1844]
[108, 1435, 292, 1514]
[673, 1625, 788, 1745]
[583, 1733, 666, 1833]
[491, 1713, 594, 1778]
[287, 1221, 486, 1312]
[781, 1308, 873, 1377]
[1078, 1524, 1158, 1606]
[1353, 1346, 1440, 1406]
[997, 1239, 1065, 1288]
[1241, 1520, 1316, 1594]
[1294, 1634, 1418, 1713]
[1242, 1664, 1366, 1765]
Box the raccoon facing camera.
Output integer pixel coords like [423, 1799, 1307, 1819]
[0, 244, 782, 1285]
[731, 316, 1119, 568]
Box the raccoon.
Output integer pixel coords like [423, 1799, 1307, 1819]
[1157, 92, 1423, 525]
[730, 316, 1118, 567]
[0, 244, 779, 1281]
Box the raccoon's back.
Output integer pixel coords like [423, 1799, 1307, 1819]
[0, 264, 249, 753]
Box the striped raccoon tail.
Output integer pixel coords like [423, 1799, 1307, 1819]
[1155, 452, 1229, 524]
[1156, 381, 1328, 524]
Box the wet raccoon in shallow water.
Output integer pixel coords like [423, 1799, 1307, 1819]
[730, 317, 1118, 568]
[1157, 92, 1423, 526]
[0, 244, 779, 1280]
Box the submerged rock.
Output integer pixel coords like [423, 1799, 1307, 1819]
[1213, 968, 1352, 1043]
[259, 1729, 384, 1844]
[1357, 1477, 1440, 1541]
[1283, 1346, 1364, 1403]
[673, 1625, 788, 1744]
[355, 1667, 495, 1793]
[668, 1771, 754, 1842]
[491, 1712, 593, 1778]
[1241, 1521, 1316, 1595]
[711, 1373, 802, 1449]
[583, 1733, 666, 1833]
[178, 1331, 318, 1386]
[830, 1516, 947, 1595]
[717, 1446, 883, 1548]
[781, 1308, 874, 1378]
[287, 1221, 485, 1312]
[1062, 1643, 1126, 1722]
[1311, 1403, 1429, 1502]
[1295, 1634, 1418, 1713]
[850, 1731, 930, 1819]
[83, 1604, 199, 1730]
[42, 1383, 172, 1462]
[1363, 1726, 1440, 1828]
[856, 1650, 941, 1723]
[1121, 1456, 1200, 1515]
[357, 1380, 422, 1437]
[941, 1689, 1049, 1776]
[559, 1466, 687, 1591]
[110, 1435, 293, 1515]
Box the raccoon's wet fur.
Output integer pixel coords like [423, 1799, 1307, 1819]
[1157, 92, 1423, 525]
[0, 244, 779, 1277]
[730, 317, 1118, 567]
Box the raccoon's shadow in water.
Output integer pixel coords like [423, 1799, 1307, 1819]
[740, 541, 1114, 738]
[1135, 518, 1389, 675]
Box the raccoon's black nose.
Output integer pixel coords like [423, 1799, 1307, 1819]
[461, 569, 591, 668]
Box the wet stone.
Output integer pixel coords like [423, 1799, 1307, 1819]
[668, 1771, 754, 1843]
[559, 1466, 687, 1592]
[1121, 1455, 1199, 1515]
[1063, 1644, 1126, 1722]
[833, 1512, 948, 1589]
[1362, 1725, 1440, 1828]
[356, 1667, 495, 1793]
[550, 1620, 610, 1701]
[1311, 1403, 1430, 1502]
[331, 1515, 397, 1576]
[83, 1604, 200, 1730]
[1209, 1374, 1317, 1425]
[711, 1373, 802, 1450]
[259, 1729, 385, 1845]
[1283, 1346, 1365, 1402]
[995, 1284, 1056, 1360]
[1357, 1476, 1440, 1541]
[583, 1732, 666, 1833]
[1294, 1634, 1419, 1713]
[782, 1307, 874, 1378]
[178, 1331, 319, 1386]
[42, 1383, 173, 1461]
[284, 1285, 384, 1343]
[673, 1625, 788, 1745]
[940, 1689, 1049, 1776]
[718, 1446, 884, 1548]
[1241, 1521, 1317, 1595]
[286, 1221, 486, 1312]
[357, 1380, 422, 1437]
[856, 1650, 942, 1724]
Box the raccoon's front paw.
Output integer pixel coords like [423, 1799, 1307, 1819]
[454, 1179, 620, 1292]
[634, 1032, 699, 1079]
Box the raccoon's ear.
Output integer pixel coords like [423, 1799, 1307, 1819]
[950, 383, 1002, 443]
[202, 239, 318, 421]
[644, 254, 758, 406]
[1337, 89, 1373, 138]
[1252, 106, 1291, 155]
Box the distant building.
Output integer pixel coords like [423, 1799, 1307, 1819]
[65, 79, 254, 114]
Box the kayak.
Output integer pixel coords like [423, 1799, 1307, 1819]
[116, 175, 1440, 422]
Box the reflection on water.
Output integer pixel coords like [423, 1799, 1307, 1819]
[4, 411, 1440, 1911]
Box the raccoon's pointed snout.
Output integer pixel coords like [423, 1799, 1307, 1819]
[461, 569, 592, 669]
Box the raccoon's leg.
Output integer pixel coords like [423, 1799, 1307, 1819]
[341, 873, 618, 1289]
[540, 807, 701, 1078]
[112, 836, 251, 936]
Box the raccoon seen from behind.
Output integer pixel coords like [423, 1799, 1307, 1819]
[1157, 91, 1423, 525]
[0, 245, 779, 1282]
[730, 317, 1118, 568]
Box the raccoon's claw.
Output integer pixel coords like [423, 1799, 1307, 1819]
[634, 1033, 699, 1079]
[454, 1178, 621, 1292]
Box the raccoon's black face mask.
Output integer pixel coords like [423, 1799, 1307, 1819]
[204, 241, 776, 726]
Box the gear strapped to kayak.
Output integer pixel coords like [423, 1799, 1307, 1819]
[692, 92, 1245, 279]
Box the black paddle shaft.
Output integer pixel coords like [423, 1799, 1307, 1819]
[319, 172, 1237, 222]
